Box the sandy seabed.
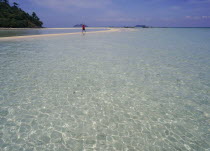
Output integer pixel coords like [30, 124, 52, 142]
[0, 27, 209, 151]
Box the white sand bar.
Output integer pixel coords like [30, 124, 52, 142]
[0, 28, 120, 41]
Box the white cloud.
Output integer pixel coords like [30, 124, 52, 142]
[185, 16, 210, 20]
[30, 0, 112, 9]
[97, 17, 153, 23]
[171, 6, 181, 10]
[202, 16, 210, 19]
[97, 18, 139, 22]
[188, 0, 210, 4]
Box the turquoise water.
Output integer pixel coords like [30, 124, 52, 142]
[0, 28, 107, 37]
[0, 28, 210, 151]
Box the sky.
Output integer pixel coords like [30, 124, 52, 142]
[10, 0, 210, 27]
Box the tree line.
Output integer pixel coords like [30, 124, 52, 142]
[0, 0, 43, 28]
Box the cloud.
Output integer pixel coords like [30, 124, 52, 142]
[185, 16, 210, 20]
[30, 0, 112, 9]
[97, 18, 139, 22]
[97, 17, 153, 23]
[187, 0, 210, 4]
[170, 6, 181, 10]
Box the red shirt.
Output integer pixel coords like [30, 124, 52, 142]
[82, 25, 85, 30]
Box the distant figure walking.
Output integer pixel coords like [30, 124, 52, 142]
[82, 24, 86, 33]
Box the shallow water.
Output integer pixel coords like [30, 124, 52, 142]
[0, 28, 106, 37]
[0, 28, 210, 151]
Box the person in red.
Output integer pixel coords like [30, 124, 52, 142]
[82, 24, 86, 33]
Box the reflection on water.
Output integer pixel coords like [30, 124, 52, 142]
[0, 28, 210, 151]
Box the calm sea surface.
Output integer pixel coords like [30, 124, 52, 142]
[0, 28, 210, 150]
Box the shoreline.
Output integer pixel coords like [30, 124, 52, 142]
[0, 27, 113, 30]
[0, 28, 121, 41]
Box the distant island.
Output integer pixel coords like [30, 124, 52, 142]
[73, 24, 88, 27]
[123, 25, 150, 28]
[0, 0, 43, 28]
[135, 25, 148, 28]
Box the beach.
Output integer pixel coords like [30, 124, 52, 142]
[0, 28, 121, 40]
[0, 28, 210, 150]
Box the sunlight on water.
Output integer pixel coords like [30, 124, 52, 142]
[0, 28, 210, 151]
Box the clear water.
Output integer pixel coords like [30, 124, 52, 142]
[0, 28, 210, 151]
[0, 28, 107, 37]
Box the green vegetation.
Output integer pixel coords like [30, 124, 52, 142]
[0, 0, 43, 28]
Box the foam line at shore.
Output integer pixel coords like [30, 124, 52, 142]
[0, 28, 120, 41]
